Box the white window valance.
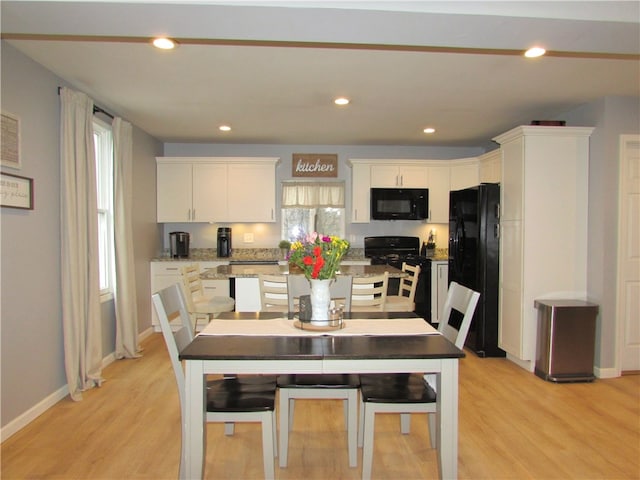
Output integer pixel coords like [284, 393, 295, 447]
[282, 181, 345, 208]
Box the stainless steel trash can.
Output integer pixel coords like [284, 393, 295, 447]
[534, 299, 598, 383]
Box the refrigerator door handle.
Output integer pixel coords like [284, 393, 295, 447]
[495, 203, 500, 219]
[494, 223, 500, 239]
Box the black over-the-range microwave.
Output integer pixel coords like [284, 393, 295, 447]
[370, 188, 429, 220]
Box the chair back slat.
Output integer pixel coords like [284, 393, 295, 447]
[398, 262, 420, 300]
[351, 272, 389, 311]
[438, 281, 480, 348]
[259, 274, 289, 311]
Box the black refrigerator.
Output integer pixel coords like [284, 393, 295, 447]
[448, 183, 505, 357]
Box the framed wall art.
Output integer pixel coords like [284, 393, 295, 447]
[1, 172, 33, 210]
[1, 111, 21, 170]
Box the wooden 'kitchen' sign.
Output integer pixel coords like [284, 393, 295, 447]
[292, 153, 338, 177]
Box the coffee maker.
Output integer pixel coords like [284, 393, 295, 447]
[169, 231, 190, 258]
[217, 227, 232, 257]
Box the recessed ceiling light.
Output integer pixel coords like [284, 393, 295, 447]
[423, 127, 436, 134]
[219, 125, 231, 132]
[152, 37, 177, 50]
[524, 46, 546, 58]
[334, 97, 350, 106]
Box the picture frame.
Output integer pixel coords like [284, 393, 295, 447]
[1, 111, 21, 170]
[1, 172, 34, 210]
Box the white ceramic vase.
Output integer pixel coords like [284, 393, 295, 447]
[310, 278, 332, 323]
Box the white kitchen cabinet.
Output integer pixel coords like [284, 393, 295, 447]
[479, 149, 501, 184]
[227, 162, 276, 222]
[431, 261, 448, 323]
[156, 157, 279, 223]
[493, 126, 593, 368]
[449, 159, 479, 191]
[426, 166, 450, 223]
[350, 162, 371, 223]
[370, 164, 428, 187]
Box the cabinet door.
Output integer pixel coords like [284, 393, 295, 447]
[150, 262, 188, 327]
[227, 163, 276, 222]
[480, 150, 501, 183]
[191, 163, 228, 222]
[351, 163, 371, 223]
[157, 163, 192, 222]
[202, 279, 231, 297]
[426, 166, 449, 223]
[398, 165, 428, 187]
[450, 162, 479, 191]
[431, 262, 448, 323]
[370, 164, 400, 187]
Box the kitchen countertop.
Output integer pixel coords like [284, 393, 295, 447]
[201, 263, 405, 279]
[152, 247, 367, 263]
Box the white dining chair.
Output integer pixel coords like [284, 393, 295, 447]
[350, 272, 389, 312]
[152, 283, 278, 480]
[357, 281, 480, 480]
[278, 274, 359, 468]
[384, 262, 421, 312]
[258, 274, 289, 312]
[180, 264, 235, 330]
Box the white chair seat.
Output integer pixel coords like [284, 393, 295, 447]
[193, 294, 235, 314]
[383, 295, 415, 312]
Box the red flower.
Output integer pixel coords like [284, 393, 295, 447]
[313, 246, 322, 257]
[303, 256, 313, 266]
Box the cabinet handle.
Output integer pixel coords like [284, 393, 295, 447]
[192, 208, 196, 221]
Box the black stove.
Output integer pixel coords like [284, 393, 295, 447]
[364, 236, 433, 321]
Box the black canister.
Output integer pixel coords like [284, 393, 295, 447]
[169, 231, 190, 258]
[217, 227, 232, 257]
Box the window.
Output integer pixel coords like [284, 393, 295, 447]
[281, 182, 345, 241]
[93, 119, 114, 297]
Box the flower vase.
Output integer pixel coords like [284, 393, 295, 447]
[310, 278, 332, 323]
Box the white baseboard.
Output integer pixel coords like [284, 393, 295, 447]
[594, 366, 619, 379]
[1, 328, 158, 443]
[138, 326, 154, 342]
[506, 353, 535, 372]
[0, 384, 69, 443]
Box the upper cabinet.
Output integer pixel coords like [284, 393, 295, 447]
[479, 149, 501, 184]
[156, 157, 280, 223]
[370, 164, 428, 187]
[449, 158, 480, 191]
[349, 159, 449, 224]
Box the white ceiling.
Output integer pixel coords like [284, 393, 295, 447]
[2, 1, 639, 147]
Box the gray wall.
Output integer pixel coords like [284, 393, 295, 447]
[160, 143, 485, 251]
[0, 42, 161, 430]
[559, 96, 640, 370]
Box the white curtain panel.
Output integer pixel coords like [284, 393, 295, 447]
[112, 117, 141, 359]
[59, 87, 103, 401]
[281, 181, 345, 207]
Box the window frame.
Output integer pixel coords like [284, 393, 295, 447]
[93, 118, 115, 302]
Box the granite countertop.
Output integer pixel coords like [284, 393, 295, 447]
[202, 264, 405, 280]
[152, 247, 368, 263]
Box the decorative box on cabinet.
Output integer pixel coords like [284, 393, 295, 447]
[493, 126, 593, 369]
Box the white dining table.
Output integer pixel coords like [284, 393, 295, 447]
[179, 312, 464, 479]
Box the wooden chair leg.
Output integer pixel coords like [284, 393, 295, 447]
[278, 389, 290, 468]
[361, 405, 376, 480]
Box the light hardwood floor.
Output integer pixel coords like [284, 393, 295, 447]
[2, 333, 638, 479]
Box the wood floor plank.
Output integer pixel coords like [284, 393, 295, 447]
[1, 333, 638, 479]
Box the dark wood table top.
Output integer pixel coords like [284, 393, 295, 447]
[179, 312, 464, 361]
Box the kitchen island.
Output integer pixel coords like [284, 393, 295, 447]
[202, 263, 404, 312]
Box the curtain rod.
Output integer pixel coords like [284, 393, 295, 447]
[57, 86, 114, 120]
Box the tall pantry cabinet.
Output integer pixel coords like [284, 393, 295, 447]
[493, 126, 594, 369]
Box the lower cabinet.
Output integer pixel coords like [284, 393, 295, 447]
[431, 261, 448, 323]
